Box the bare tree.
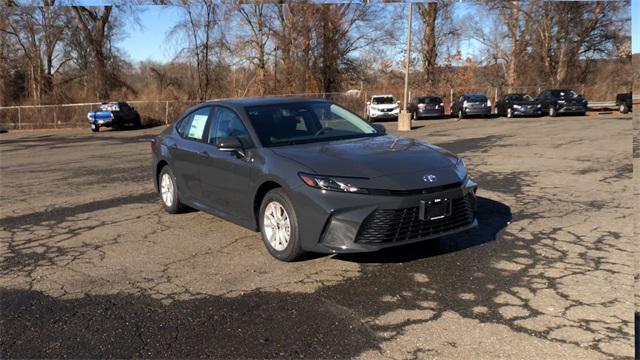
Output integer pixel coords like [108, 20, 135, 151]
[71, 6, 113, 100]
[2, 1, 67, 104]
[169, 1, 228, 100]
[238, 3, 271, 95]
[416, 1, 455, 90]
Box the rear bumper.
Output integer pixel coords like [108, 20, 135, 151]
[290, 178, 478, 254]
[464, 107, 491, 116]
[416, 109, 444, 117]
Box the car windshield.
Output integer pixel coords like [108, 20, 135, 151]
[549, 90, 578, 98]
[467, 95, 487, 102]
[511, 94, 534, 101]
[99, 103, 119, 111]
[246, 102, 380, 147]
[372, 96, 395, 105]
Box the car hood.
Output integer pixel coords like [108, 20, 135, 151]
[271, 135, 461, 187]
[371, 104, 399, 110]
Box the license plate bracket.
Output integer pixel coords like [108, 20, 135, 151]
[419, 198, 452, 221]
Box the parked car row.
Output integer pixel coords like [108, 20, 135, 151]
[365, 89, 632, 122]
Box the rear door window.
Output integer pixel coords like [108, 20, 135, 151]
[177, 106, 212, 141]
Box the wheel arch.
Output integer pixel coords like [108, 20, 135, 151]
[155, 160, 169, 192]
[253, 180, 283, 229]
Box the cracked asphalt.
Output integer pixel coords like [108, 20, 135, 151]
[0, 113, 635, 359]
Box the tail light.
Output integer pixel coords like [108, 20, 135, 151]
[150, 138, 157, 147]
[487, 100, 492, 107]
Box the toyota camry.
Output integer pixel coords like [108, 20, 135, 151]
[151, 97, 478, 261]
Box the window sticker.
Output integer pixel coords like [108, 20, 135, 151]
[188, 114, 208, 139]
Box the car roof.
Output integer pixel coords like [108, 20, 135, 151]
[203, 96, 330, 108]
[372, 95, 394, 97]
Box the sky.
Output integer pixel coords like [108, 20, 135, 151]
[119, 6, 181, 64]
[118, 2, 638, 64]
[633, 0, 639, 53]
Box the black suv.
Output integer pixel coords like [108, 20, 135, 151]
[536, 89, 587, 117]
[407, 96, 445, 119]
[495, 93, 542, 118]
[451, 94, 491, 119]
[87, 101, 142, 132]
[616, 93, 632, 114]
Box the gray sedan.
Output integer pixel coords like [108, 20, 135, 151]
[151, 97, 478, 261]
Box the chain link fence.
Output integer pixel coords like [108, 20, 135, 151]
[0, 86, 631, 130]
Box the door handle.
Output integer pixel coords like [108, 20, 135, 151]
[198, 151, 210, 158]
[169, 143, 178, 149]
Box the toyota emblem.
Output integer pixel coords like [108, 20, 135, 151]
[423, 174, 437, 182]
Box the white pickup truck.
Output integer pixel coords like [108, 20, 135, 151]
[366, 95, 400, 121]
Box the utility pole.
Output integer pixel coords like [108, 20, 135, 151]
[398, 1, 412, 131]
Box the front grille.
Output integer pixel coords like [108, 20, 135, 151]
[355, 195, 474, 244]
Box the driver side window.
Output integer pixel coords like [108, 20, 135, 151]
[209, 107, 252, 148]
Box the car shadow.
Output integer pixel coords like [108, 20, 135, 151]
[333, 197, 510, 264]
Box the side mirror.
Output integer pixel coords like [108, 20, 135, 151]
[216, 136, 244, 156]
[371, 123, 386, 135]
[366, 101, 371, 105]
[396, 100, 400, 104]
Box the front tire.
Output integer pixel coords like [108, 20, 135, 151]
[134, 115, 142, 129]
[458, 109, 464, 119]
[91, 123, 99, 132]
[259, 189, 304, 262]
[158, 166, 186, 214]
[549, 105, 557, 117]
[620, 103, 629, 114]
[507, 108, 513, 118]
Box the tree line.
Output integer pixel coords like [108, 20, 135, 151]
[0, 0, 632, 107]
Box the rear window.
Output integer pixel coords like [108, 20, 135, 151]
[417, 97, 441, 104]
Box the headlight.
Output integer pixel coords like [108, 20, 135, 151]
[298, 173, 367, 194]
[537, 104, 542, 108]
[453, 158, 467, 181]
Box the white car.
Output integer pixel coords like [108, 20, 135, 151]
[366, 95, 400, 121]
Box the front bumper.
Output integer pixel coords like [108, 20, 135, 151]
[558, 105, 587, 114]
[369, 111, 399, 119]
[291, 179, 478, 253]
[512, 107, 542, 116]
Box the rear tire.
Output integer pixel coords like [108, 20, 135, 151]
[158, 166, 187, 214]
[620, 103, 629, 114]
[259, 188, 304, 262]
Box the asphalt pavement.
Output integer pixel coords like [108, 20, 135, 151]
[0, 113, 635, 359]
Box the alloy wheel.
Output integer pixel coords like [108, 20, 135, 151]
[263, 201, 291, 251]
[160, 173, 174, 207]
